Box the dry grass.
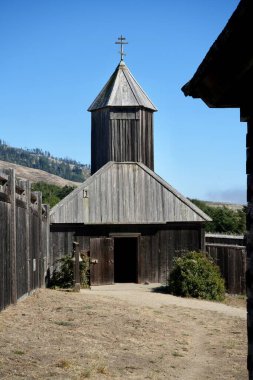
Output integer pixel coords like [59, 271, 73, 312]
[0, 289, 247, 379]
[224, 294, 246, 309]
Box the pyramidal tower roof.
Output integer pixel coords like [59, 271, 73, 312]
[88, 60, 157, 112]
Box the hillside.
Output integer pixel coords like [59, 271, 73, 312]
[204, 200, 244, 211]
[190, 198, 246, 234]
[0, 160, 81, 187]
[0, 140, 90, 182]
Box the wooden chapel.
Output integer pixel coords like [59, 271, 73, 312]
[50, 37, 210, 285]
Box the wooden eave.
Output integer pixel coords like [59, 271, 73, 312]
[181, 0, 253, 109]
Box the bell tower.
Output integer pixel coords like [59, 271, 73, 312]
[88, 37, 157, 175]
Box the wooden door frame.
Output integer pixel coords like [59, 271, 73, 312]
[109, 233, 141, 283]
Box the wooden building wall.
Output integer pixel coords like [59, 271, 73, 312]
[50, 223, 204, 284]
[91, 108, 154, 174]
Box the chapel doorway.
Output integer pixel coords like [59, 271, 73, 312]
[114, 237, 138, 283]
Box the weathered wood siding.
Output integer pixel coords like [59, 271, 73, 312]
[50, 223, 204, 284]
[0, 169, 50, 311]
[50, 162, 210, 224]
[206, 233, 245, 246]
[205, 234, 246, 294]
[49, 230, 74, 270]
[91, 108, 154, 174]
[206, 244, 246, 294]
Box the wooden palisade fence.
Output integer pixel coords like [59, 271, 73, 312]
[0, 169, 49, 311]
[205, 233, 246, 294]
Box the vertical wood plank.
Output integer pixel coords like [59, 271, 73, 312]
[9, 169, 17, 304]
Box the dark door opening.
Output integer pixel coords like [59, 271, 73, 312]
[114, 237, 138, 283]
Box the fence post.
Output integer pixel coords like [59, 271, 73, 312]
[200, 226, 205, 251]
[73, 241, 81, 292]
[25, 180, 31, 293]
[37, 192, 42, 287]
[8, 169, 17, 304]
[44, 204, 50, 285]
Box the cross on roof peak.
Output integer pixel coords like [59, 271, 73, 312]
[115, 35, 128, 61]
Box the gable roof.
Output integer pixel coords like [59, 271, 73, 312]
[88, 61, 157, 112]
[50, 162, 211, 224]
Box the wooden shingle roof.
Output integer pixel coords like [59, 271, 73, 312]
[50, 162, 211, 224]
[88, 61, 157, 112]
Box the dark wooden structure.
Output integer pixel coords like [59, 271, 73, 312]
[206, 234, 246, 294]
[181, 0, 253, 376]
[50, 58, 210, 286]
[0, 169, 49, 311]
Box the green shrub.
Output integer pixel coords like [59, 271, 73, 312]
[50, 252, 90, 289]
[168, 251, 225, 301]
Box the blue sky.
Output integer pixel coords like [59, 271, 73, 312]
[0, 0, 244, 203]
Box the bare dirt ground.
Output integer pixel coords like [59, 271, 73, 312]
[0, 284, 247, 379]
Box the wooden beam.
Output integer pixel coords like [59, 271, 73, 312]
[25, 180, 31, 293]
[247, 117, 253, 376]
[8, 169, 17, 305]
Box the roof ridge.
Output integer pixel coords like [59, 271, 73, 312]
[121, 66, 141, 106]
[125, 67, 157, 110]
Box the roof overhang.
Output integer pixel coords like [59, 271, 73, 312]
[182, 0, 253, 115]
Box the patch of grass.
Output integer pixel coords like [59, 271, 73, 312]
[56, 359, 71, 369]
[223, 294, 246, 308]
[83, 305, 93, 310]
[97, 366, 108, 374]
[172, 351, 184, 357]
[81, 368, 92, 378]
[54, 320, 74, 327]
[81, 368, 92, 379]
[223, 341, 236, 350]
[13, 350, 25, 355]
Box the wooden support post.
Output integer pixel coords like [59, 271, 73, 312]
[200, 225, 205, 252]
[247, 119, 253, 378]
[73, 241, 80, 292]
[8, 169, 17, 304]
[44, 204, 50, 286]
[25, 180, 31, 293]
[37, 192, 42, 287]
[33, 191, 42, 288]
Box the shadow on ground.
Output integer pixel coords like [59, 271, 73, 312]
[151, 285, 170, 293]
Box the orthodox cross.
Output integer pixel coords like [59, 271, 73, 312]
[115, 35, 128, 61]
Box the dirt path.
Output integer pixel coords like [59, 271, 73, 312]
[0, 286, 247, 379]
[84, 283, 246, 319]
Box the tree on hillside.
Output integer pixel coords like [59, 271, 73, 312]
[0, 140, 90, 182]
[190, 199, 246, 235]
[31, 183, 75, 207]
